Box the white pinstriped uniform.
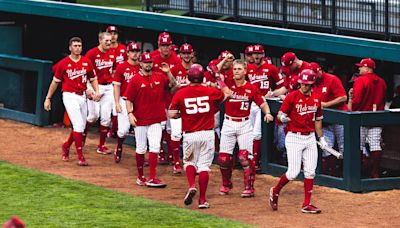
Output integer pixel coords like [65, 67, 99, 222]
[116, 97, 130, 138]
[182, 130, 215, 172]
[87, 83, 114, 126]
[249, 102, 262, 140]
[134, 123, 163, 154]
[62, 92, 88, 133]
[219, 118, 253, 158]
[285, 132, 318, 180]
[360, 126, 382, 155]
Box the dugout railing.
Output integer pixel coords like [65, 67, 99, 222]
[0, 54, 52, 126]
[261, 100, 400, 192]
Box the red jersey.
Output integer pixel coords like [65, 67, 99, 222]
[85, 47, 116, 84]
[352, 73, 386, 111]
[282, 61, 311, 92]
[113, 61, 140, 95]
[225, 81, 265, 117]
[169, 85, 225, 133]
[220, 67, 235, 88]
[313, 72, 348, 111]
[109, 43, 127, 66]
[171, 62, 190, 87]
[280, 90, 323, 133]
[53, 56, 96, 94]
[247, 62, 284, 96]
[150, 49, 178, 59]
[123, 71, 169, 126]
[152, 53, 180, 73]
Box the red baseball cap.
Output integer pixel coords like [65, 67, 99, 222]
[139, 52, 152, 63]
[106, 26, 118, 33]
[281, 52, 296, 66]
[355, 58, 376, 69]
[245, 45, 254, 55]
[218, 50, 233, 60]
[253, 44, 265, 54]
[158, 32, 172, 45]
[171, 44, 179, 52]
[310, 62, 321, 74]
[179, 43, 193, 53]
[126, 42, 141, 52]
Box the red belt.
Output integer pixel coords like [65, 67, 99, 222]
[225, 115, 249, 122]
[290, 131, 313, 136]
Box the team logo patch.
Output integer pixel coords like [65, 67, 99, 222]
[126, 68, 130, 71]
[96, 54, 100, 57]
[263, 69, 269, 72]
[154, 81, 160, 85]
[314, 99, 319, 102]
[82, 63, 88, 66]
[178, 71, 182, 74]
[141, 83, 146, 88]
[245, 89, 251, 93]
[322, 87, 327, 93]
[299, 99, 303, 102]
[67, 64, 72, 67]
[110, 55, 114, 58]
[120, 50, 125, 53]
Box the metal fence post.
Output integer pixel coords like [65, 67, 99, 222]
[282, 0, 288, 27]
[189, 0, 194, 16]
[385, 0, 390, 40]
[321, 0, 326, 20]
[331, 0, 336, 34]
[145, 0, 151, 11]
[233, 0, 239, 19]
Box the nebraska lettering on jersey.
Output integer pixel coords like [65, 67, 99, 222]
[171, 63, 189, 87]
[53, 56, 96, 94]
[247, 62, 283, 96]
[113, 61, 140, 95]
[123, 71, 169, 126]
[169, 85, 224, 132]
[280, 90, 323, 133]
[109, 43, 127, 65]
[224, 82, 265, 117]
[85, 47, 116, 84]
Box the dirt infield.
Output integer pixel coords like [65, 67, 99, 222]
[1, 119, 399, 227]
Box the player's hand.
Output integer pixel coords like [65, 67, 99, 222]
[128, 113, 137, 127]
[348, 88, 354, 99]
[279, 115, 291, 123]
[321, 102, 327, 108]
[44, 99, 51, 111]
[264, 113, 274, 123]
[319, 136, 329, 150]
[278, 95, 286, 100]
[116, 103, 122, 113]
[225, 53, 235, 61]
[92, 92, 101, 102]
[265, 91, 275, 98]
[86, 89, 94, 100]
[215, 72, 224, 81]
[160, 62, 170, 73]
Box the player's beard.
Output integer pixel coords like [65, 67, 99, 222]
[143, 67, 151, 73]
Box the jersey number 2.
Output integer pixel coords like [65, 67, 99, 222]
[184, 96, 210, 114]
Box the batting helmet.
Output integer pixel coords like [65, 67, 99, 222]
[188, 64, 204, 83]
[297, 69, 316, 85]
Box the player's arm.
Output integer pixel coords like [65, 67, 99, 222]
[43, 79, 60, 111]
[125, 100, 137, 127]
[260, 102, 274, 122]
[113, 83, 122, 113]
[90, 79, 100, 102]
[216, 53, 234, 71]
[268, 86, 288, 98]
[315, 102, 328, 148]
[315, 120, 323, 138]
[160, 62, 178, 89]
[322, 95, 347, 108]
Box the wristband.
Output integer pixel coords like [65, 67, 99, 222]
[46, 97, 51, 100]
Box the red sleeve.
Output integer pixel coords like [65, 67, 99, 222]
[209, 87, 225, 102]
[168, 92, 181, 112]
[53, 59, 65, 82]
[252, 87, 266, 107]
[315, 97, 323, 120]
[279, 92, 293, 115]
[351, 78, 364, 111]
[271, 65, 284, 89]
[87, 60, 96, 81]
[123, 77, 137, 101]
[113, 64, 124, 85]
[85, 49, 94, 63]
[331, 76, 346, 97]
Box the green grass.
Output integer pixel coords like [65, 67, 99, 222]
[0, 161, 251, 227]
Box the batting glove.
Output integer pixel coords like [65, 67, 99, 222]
[279, 114, 290, 123]
[319, 136, 328, 150]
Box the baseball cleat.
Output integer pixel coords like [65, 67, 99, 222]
[96, 145, 112, 155]
[184, 187, 197, 205]
[136, 177, 147, 186]
[146, 178, 167, 188]
[77, 159, 88, 166]
[61, 145, 70, 161]
[158, 157, 169, 165]
[198, 201, 210, 209]
[269, 187, 279, 211]
[219, 184, 232, 195]
[241, 189, 255, 198]
[114, 150, 122, 163]
[301, 204, 321, 214]
[173, 164, 182, 175]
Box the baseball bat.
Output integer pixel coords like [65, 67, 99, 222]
[317, 142, 343, 159]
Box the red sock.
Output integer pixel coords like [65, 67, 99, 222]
[148, 152, 158, 179]
[199, 171, 209, 202]
[303, 178, 314, 206]
[370, 151, 381, 178]
[214, 132, 220, 152]
[135, 153, 145, 178]
[185, 165, 197, 188]
[274, 173, 289, 194]
[170, 140, 181, 165]
[63, 131, 74, 148]
[72, 132, 84, 160]
[99, 125, 108, 147]
[253, 139, 261, 164]
[163, 131, 172, 160]
[116, 136, 125, 151]
[111, 115, 118, 133]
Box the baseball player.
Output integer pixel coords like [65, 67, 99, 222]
[169, 64, 228, 209]
[215, 50, 235, 88]
[152, 32, 181, 165]
[245, 45, 254, 64]
[218, 60, 274, 197]
[349, 58, 386, 178]
[167, 43, 195, 174]
[44, 37, 100, 166]
[107, 25, 127, 138]
[311, 62, 348, 176]
[124, 52, 178, 187]
[269, 69, 327, 214]
[112, 42, 141, 163]
[150, 32, 178, 59]
[246, 44, 284, 170]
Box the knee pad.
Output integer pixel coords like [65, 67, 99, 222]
[238, 150, 250, 167]
[218, 153, 233, 169]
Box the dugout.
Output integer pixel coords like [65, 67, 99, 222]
[0, 0, 399, 192]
